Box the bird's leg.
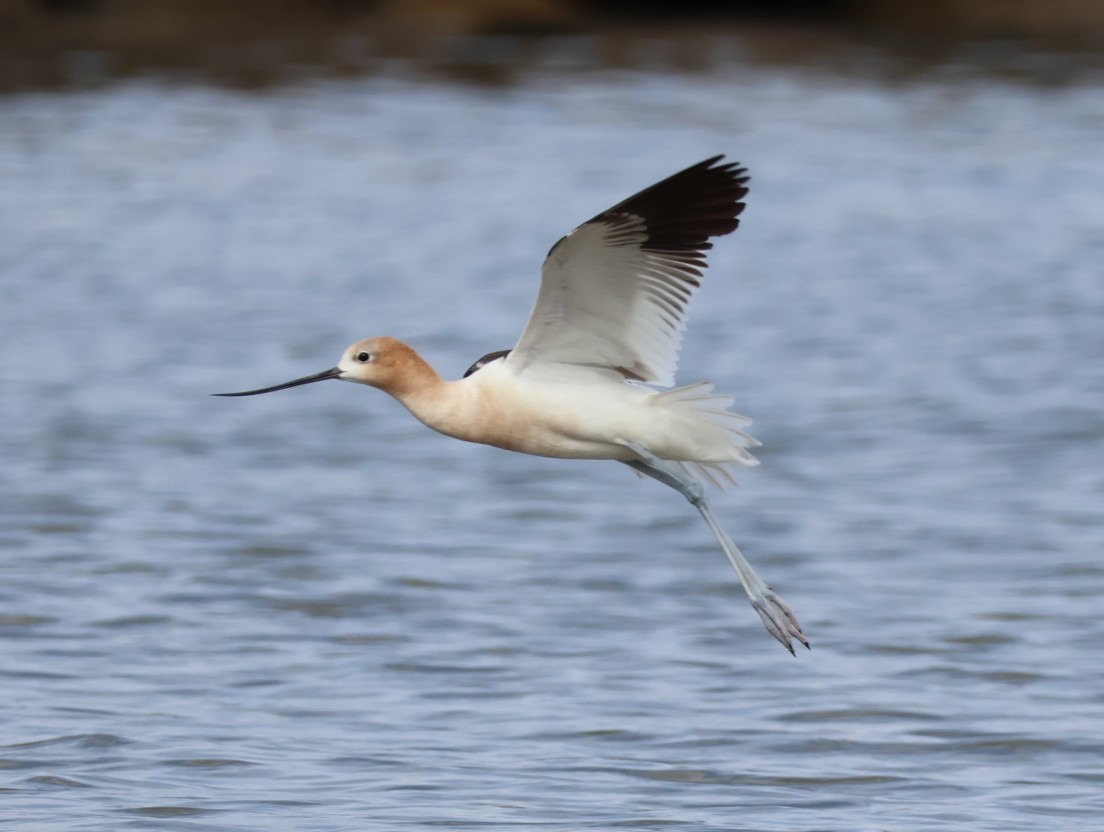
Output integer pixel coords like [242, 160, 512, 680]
[620, 442, 809, 655]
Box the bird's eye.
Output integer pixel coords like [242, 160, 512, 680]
[356, 352, 371, 363]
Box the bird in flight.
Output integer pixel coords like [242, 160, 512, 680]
[216, 156, 809, 654]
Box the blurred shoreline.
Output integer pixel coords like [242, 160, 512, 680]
[3, 1, 1104, 92]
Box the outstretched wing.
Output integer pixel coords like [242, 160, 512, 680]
[504, 156, 748, 387]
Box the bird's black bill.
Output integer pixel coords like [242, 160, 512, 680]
[212, 367, 343, 397]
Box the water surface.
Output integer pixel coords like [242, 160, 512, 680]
[1, 62, 1103, 831]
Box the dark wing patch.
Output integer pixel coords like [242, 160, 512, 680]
[463, 349, 512, 378]
[600, 154, 747, 269]
[545, 156, 747, 263]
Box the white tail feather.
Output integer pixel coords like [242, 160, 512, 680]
[650, 382, 760, 489]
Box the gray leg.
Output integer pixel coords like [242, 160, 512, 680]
[622, 444, 809, 655]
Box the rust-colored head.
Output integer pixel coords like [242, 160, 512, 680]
[213, 336, 437, 399]
[334, 336, 436, 396]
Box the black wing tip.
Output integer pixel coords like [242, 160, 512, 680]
[690, 154, 750, 185]
[596, 154, 751, 249]
[696, 153, 748, 175]
[546, 155, 750, 264]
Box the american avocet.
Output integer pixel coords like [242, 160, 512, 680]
[216, 156, 809, 654]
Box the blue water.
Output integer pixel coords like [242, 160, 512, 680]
[1, 60, 1103, 831]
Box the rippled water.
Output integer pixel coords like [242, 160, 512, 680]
[2, 61, 1103, 831]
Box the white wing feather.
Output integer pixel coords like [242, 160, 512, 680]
[505, 156, 748, 386]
